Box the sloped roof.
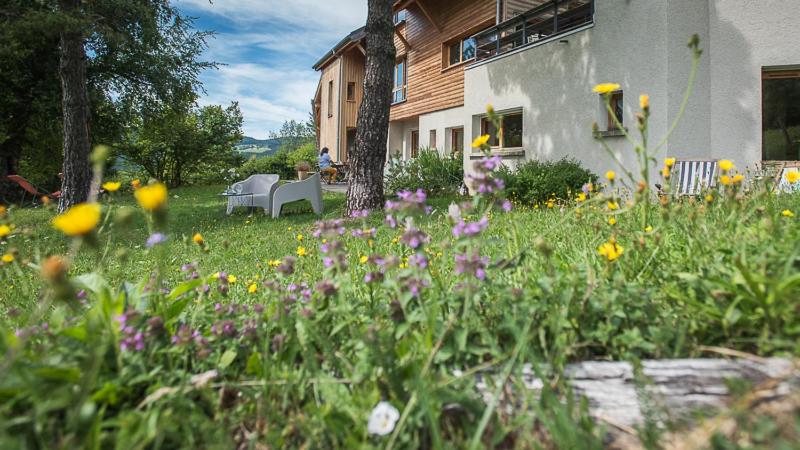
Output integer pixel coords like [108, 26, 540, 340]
[312, 26, 366, 71]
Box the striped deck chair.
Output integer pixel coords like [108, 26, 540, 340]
[671, 160, 718, 196]
[776, 167, 800, 194]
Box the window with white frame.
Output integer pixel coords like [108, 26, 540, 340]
[392, 58, 407, 104]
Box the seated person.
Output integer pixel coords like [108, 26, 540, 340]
[318, 147, 338, 183]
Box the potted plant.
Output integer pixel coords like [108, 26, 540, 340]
[295, 160, 312, 180]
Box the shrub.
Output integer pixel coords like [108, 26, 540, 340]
[286, 143, 318, 171]
[385, 148, 464, 195]
[497, 158, 597, 204]
[238, 151, 294, 180]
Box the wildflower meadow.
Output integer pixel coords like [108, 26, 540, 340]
[2, 46, 800, 449]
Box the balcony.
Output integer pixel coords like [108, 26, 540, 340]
[473, 0, 594, 63]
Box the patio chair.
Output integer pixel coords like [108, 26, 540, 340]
[271, 172, 323, 219]
[7, 175, 60, 205]
[226, 174, 279, 215]
[670, 160, 718, 196]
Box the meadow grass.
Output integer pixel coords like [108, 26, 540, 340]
[1, 179, 799, 448]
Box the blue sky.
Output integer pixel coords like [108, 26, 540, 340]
[175, 0, 367, 139]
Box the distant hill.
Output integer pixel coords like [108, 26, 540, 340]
[235, 136, 284, 158]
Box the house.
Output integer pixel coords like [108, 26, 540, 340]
[314, 0, 800, 181]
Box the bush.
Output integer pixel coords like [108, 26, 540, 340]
[238, 151, 294, 180]
[385, 148, 464, 195]
[286, 143, 318, 171]
[497, 158, 597, 204]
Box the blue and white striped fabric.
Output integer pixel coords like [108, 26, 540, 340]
[776, 168, 800, 194]
[673, 160, 717, 196]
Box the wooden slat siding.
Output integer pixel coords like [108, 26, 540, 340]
[318, 59, 341, 160]
[389, 0, 496, 123]
[339, 48, 366, 162]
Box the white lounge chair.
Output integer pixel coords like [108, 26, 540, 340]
[671, 160, 718, 196]
[226, 174, 280, 215]
[272, 172, 324, 219]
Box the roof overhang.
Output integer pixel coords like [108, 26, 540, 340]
[312, 27, 366, 71]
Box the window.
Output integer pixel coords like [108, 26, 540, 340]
[394, 9, 407, 25]
[763, 69, 800, 161]
[451, 128, 464, 155]
[346, 82, 356, 102]
[480, 112, 523, 149]
[410, 130, 419, 158]
[429, 130, 437, 149]
[446, 36, 477, 67]
[327, 81, 334, 118]
[392, 59, 407, 104]
[607, 91, 624, 130]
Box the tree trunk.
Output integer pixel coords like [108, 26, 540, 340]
[57, 0, 92, 212]
[345, 0, 395, 214]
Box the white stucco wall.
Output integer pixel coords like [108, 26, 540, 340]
[708, 0, 800, 166]
[417, 106, 466, 155]
[461, 0, 800, 184]
[463, 0, 673, 182]
[388, 119, 419, 160]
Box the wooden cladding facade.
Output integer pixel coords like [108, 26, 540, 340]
[314, 47, 366, 162]
[390, 0, 497, 122]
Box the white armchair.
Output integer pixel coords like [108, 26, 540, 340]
[271, 172, 324, 218]
[226, 174, 280, 215]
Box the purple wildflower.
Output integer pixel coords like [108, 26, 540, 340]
[452, 216, 489, 238]
[454, 251, 490, 281]
[401, 227, 430, 249]
[146, 233, 168, 248]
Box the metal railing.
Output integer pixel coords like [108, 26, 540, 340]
[473, 0, 594, 63]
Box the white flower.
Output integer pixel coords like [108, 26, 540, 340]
[367, 401, 400, 436]
[448, 202, 461, 222]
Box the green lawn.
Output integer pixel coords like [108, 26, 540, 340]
[1, 182, 799, 448]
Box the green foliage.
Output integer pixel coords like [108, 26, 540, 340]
[270, 119, 316, 154]
[118, 101, 244, 186]
[286, 143, 319, 171]
[238, 151, 295, 180]
[497, 158, 598, 205]
[385, 149, 464, 195]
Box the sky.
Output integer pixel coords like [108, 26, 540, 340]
[175, 0, 368, 139]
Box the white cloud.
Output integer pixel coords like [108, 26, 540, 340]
[176, 0, 367, 138]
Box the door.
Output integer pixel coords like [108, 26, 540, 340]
[763, 69, 800, 161]
[410, 130, 419, 158]
[451, 128, 464, 155]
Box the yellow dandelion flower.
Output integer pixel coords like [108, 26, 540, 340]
[705, 194, 714, 203]
[786, 171, 799, 184]
[131, 179, 141, 189]
[1, 253, 14, 263]
[719, 160, 734, 172]
[193, 233, 204, 245]
[577, 193, 587, 202]
[608, 217, 617, 226]
[665, 158, 676, 168]
[606, 170, 616, 182]
[287, 226, 293, 231]
[597, 240, 624, 261]
[368, 239, 374, 248]
[593, 83, 621, 95]
[782, 210, 794, 218]
[52, 203, 101, 236]
[472, 134, 490, 148]
[546, 200, 554, 209]
[639, 94, 650, 109]
[720, 175, 732, 186]
[607, 201, 619, 211]
[732, 174, 744, 184]
[661, 167, 671, 178]
[645, 226, 653, 233]
[248, 283, 258, 294]
[360, 255, 368, 264]
[296, 233, 303, 242]
[227, 275, 237, 283]
[102, 181, 121, 192]
[0, 224, 11, 238]
[296, 246, 307, 257]
[134, 182, 167, 211]
[0, 205, 6, 217]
